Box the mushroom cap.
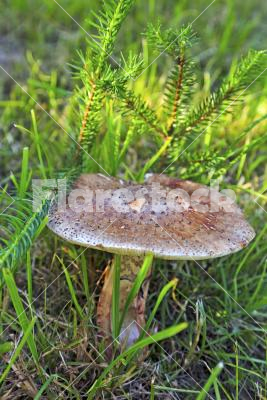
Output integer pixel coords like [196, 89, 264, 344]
[47, 173, 255, 260]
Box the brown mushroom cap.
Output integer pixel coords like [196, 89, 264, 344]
[47, 173, 255, 260]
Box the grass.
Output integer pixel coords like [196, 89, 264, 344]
[0, 0, 267, 399]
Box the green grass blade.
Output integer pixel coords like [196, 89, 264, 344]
[150, 380, 155, 400]
[144, 277, 178, 334]
[248, 260, 267, 307]
[33, 374, 58, 400]
[118, 254, 153, 333]
[235, 342, 239, 400]
[126, 278, 178, 365]
[26, 250, 33, 304]
[3, 268, 38, 363]
[213, 379, 222, 400]
[119, 126, 135, 162]
[233, 224, 267, 298]
[58, 257, 85, 320]
[0, 342, 13, 355]
[112, 254, 121, 339]
[31, 109, 47, 179]
[81, 253, 91, 310]
[0, 317, 37, 385]
[154, 386, 200, 395]
[87, 322, 188, 398]
[34, 215, 49, 239]
[196, 362, 224, 400]
[137, 137, 172, 182]
[19, 147, 30, 198]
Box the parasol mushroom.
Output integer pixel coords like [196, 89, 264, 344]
[48, 173, 255, 348]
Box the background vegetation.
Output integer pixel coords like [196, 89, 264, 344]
[0, 0, 267, 398]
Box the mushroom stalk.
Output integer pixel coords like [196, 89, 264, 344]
[97, 255, 151, 348]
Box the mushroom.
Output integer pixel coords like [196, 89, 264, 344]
[48, 173, 255, 349]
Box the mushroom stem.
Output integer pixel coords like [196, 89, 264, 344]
[97, 255, 151, 349]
